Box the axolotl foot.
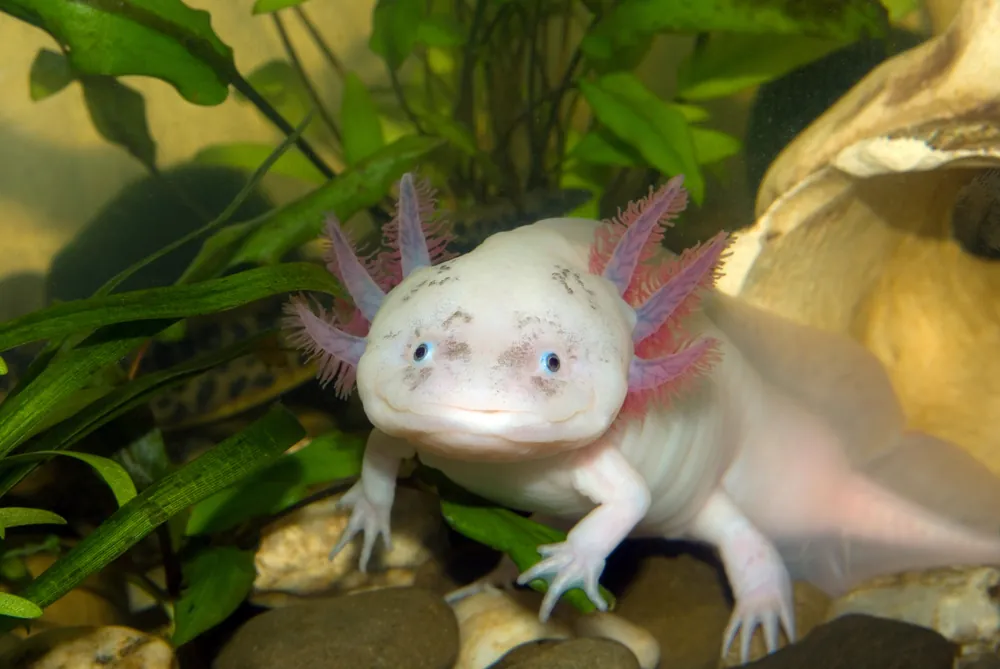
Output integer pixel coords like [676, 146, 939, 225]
[691, 490, 796, 664]
[516, 539, 610, 622]
[328, 480, 393, 572]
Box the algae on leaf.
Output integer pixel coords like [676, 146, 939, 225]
[0, 0, 237, 105]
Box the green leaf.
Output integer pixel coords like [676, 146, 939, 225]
[172, 546, 256, 646]
[0, 405, 305, 630]
[80, 76, 157, 169]
[581, 0, 888, 63]
[0, 593, 42, 619]
[340, 72, 386, 166]
[0, 357, 6, 376]
[415, 15, 463, 48]
[677, 34, 845, 101]
[1, 451, 137, 507]
[579, 73, 704, 203]
[440, 498, 616, 614]
[194, 142, 327, 185]
[186, 429, 365, 536]
[252, 0, 309, 14]
[29, 48, 74, 101]
[0, 320, 174, 459]
[369, 0, 424, 71]
[883, 0, 920, 21]
[0, 508, 67, 539]
[691, 127, 742, 165]
[224, 134, 445, 269]
[0, 263, 341, 352]
[241, 61, 314, 132]
[0, 0, 237, 106]
[572, 128, 642, 167]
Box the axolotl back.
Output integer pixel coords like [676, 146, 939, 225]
[285, 173, 1000, 664]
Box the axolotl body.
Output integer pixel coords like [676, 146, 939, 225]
[285, 174, 1000, 662]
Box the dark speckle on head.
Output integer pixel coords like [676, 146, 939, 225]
[532, 376, 561, 397]
[442, 309, 473, 328]
[551, 266, 574, 295]
[442, 339, 472, 361]
[517, 314, 541, 329]
[382, 330, 401, 341]
[496, 338, 533, 368]
[404, 367, 432, 390]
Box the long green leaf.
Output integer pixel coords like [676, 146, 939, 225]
[0, 263, 341, 353]
[676, 34, 846, 101]
[369, 0, 424, 71]
[340, 72, 385, 166]
[581, 0, 888, 63]
[579, 73, 704, 202]
[0, 594, 42, 619]
[225, 135, 445, 268]
[173, 546, 256, 646]
[0, 0, 237, 105]
[0, 333, 276, 501]
[252, 0, 310, 14]
[0, 320, 175, 458]
[0, 508, 67, 539]
[186, 428, 365, 536]
[440, 498, 616, 614]
[0, 405, 305, 628]
[1, 451, 137, 507]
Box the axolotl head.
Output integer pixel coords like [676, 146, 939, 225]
[356, 225, 635, 457]
[284, 173, 728, 462]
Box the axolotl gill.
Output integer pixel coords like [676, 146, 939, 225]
[285, 173, 1000, 662]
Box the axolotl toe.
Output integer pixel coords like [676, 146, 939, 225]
[284, 173, 1000, 664]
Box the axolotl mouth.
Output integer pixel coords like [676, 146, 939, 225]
[363, 391, 612, 460]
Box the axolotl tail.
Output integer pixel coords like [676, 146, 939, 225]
[768, 408, 1000, 596]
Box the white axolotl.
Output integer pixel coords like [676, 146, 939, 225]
[284, 173, 1000, 662]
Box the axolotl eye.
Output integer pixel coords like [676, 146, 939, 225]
[540, 351, 561, 374]
[412, 342, 433, 363]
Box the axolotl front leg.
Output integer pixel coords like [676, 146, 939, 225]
[329, 429, 414, 569]
[517, 441, 652, 622]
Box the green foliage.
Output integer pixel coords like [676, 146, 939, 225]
[341, 72, 386, 166]
[0, 406, 305, 632]
[579, 73, 703, 202]
[172, 546, 257, 646]
[440, 495, 616, 614]
[0, 593, 42, 619]
[194, 143, 327, 185]
[677, 34, 847, 101]
[0, 508, 66, 540]
[186, 429, 365, 535]
[28, 48, 72, 101]
[252, 0, 311, 14]
[1, 451, 137, 507]
[1, 0, 236, 105]
[582, 0, 889, 63]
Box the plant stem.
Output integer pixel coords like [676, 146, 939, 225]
[293, 6, 348, 81]
[229, 74, 334, 180]
[272, 12, 343, 143]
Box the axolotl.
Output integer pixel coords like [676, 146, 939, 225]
[284, 173, 1000, 662]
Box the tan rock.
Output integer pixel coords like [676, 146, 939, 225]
[828, 565, 1000, 657]
[250, 486, 448, 606]
[0, 626, 176, 669]
[719, 0, 1000, 476]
